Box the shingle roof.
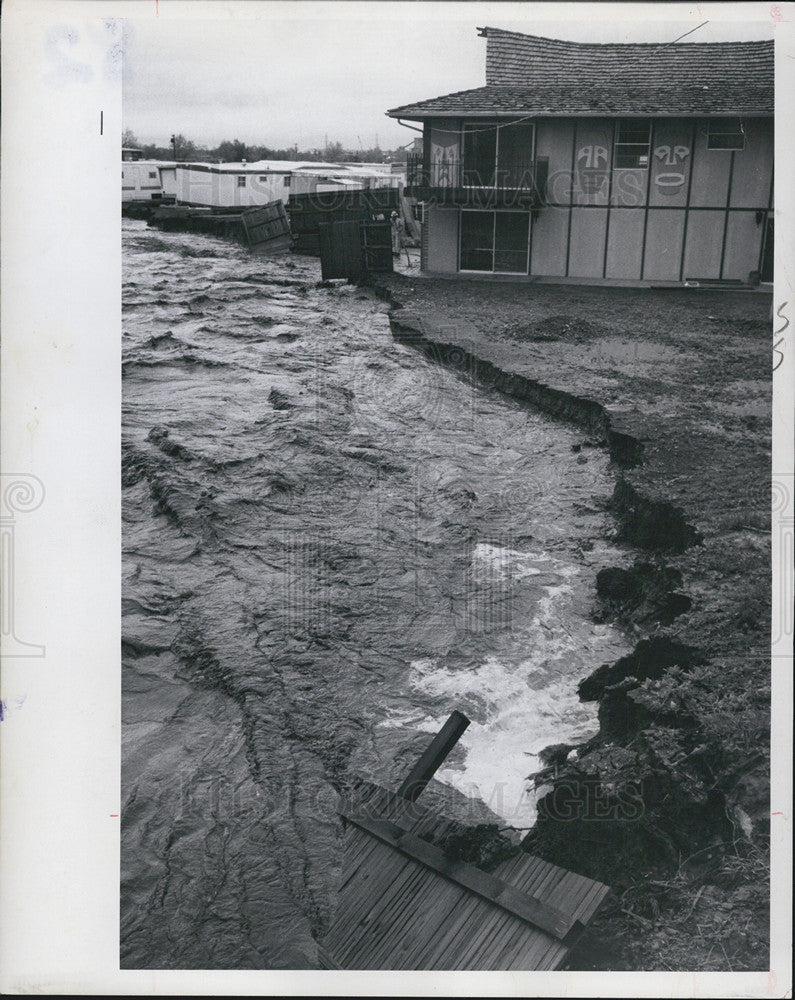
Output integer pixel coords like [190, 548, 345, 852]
[387, 27, 773, 119]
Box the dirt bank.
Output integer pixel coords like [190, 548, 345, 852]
[371, 272, 772, 972]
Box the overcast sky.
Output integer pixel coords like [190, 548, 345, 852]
[122, 1, 775, 151]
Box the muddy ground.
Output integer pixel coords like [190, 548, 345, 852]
[372, 269, 773, 972]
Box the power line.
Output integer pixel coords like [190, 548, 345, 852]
[413, 116, 538, 137]
[665, 20, 709, 46]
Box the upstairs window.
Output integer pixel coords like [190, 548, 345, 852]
[237, 176, 246, 187]
[707, 118, 745, 150]
[462, 122, 498, 187]
[614, 118, 652, 168]
[149, 171, 158, 179]
[462, 120, 535, 188]
[283, 176, 291, 186]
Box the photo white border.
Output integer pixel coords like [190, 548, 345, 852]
[1, 2, 792, 995]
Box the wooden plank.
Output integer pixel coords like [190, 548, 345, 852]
[571, 876, 612, 925]
[514, 858, 567, 899]
[550, 868, 599, 914]
[492, 852, 546, 890]
[457, 907, 525, 970]
[387, 877, 472, 970]
[367, 876, 468, 970]
[338, 825, 377, 887]
[505, 920, 568, 972]
[240, 210, 253, 248]
[342, 812, 575, 940]
[326, 849, 415, 959]
[341, 865, 443, 968]
[334, 860, 433, 967]
[420, 890, 541, 971]
[408, 889, 514, 968]
[534, 865, 609, 932]
[336, 788, 420, 888]
[349, 847, 482, 971]
[486, 920, 548, 972]
[334, 838, 412, 929]
[479, 916, 544, 971]
[334, 873, 421, 967]
[511, 899, 570, 970]
[518, 862, 573, 920]
[335, 840, 408, 919]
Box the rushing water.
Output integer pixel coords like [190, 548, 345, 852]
[120, 218, 630, 969]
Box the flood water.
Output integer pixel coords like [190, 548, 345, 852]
[121, 218, 630, 969]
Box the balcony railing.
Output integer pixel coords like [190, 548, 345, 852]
[406, 153, 546, 207]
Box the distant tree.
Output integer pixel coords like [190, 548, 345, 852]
[122, 128, 139, 148]
[325, 140, 345, 162]
[215, 139, 248, 162]
[356, 146, 388, 163]
[170, 133, 197, 160]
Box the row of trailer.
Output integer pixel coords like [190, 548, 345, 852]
[122, 158, 404, 209]
[123, 157, 419, 263]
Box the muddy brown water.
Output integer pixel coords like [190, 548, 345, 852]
[121, 218, 630, 968]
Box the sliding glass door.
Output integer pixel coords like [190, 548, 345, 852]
[460, 210, 530, 274]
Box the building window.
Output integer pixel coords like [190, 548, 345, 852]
[614, 118, 652, 168]
[461, 120, 535, 189]
[460, 210, 529, 273]
[284, 176, 290, 187]
[259, 175, 268, 182]
[707, 118, 745, 150]
[149, 171, 158, 179]
[237, 176, 246, 187]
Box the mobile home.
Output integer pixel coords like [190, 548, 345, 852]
[174, 160, 403, 207]
[122, 160, 171, 202]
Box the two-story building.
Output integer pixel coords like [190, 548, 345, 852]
[388, 27, 773, 284]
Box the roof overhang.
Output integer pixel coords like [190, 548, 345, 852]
[390, 110, 775, 120]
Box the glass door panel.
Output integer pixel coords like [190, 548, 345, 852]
[494, 212, 529, 273]
[460, 211, 494, 271]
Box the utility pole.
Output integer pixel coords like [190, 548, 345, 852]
[171, 134, 178, 160]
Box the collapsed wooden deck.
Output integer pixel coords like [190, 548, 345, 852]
[148, 201, 291, 253]
[319, 713, 610, 971]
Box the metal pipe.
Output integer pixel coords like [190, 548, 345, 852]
[397, 710, 471, 802]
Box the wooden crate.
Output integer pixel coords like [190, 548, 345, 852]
[319, 220, 393, 282]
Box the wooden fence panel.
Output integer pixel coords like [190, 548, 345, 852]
[320, 780, 610, 971]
